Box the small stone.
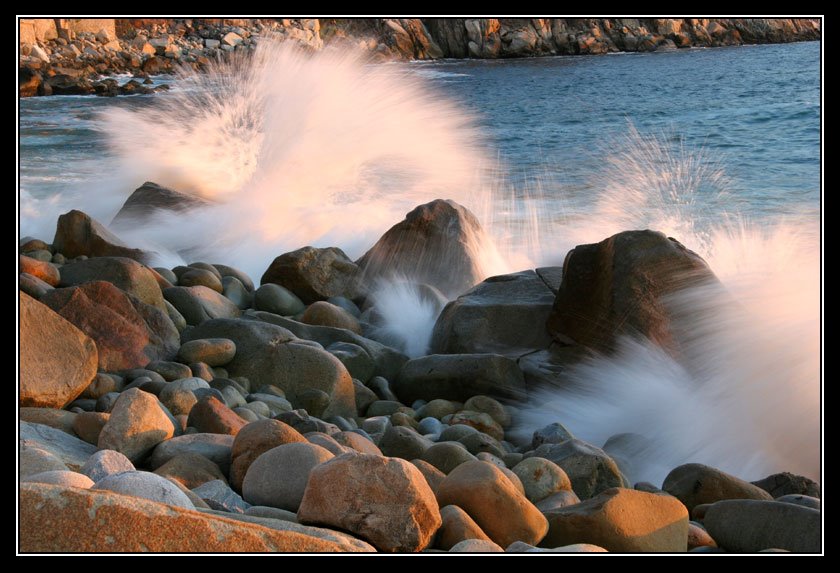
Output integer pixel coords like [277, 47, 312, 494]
[19, 255, 60, 286]
[352, 380, 378, 415]
[178, 338, 236, 366]
[159, 386, 198, 416]
[230, 419, 307, 492]
[411, 459, 446, 494]
[242, 443, 334, 511]
[193, 479, 250, 513]
[305, 432, 351, 456]
[532, 422, 574, 449]
[439, 424, 477, 442]
[449, 539, 503, 552]
[361, 415, 391, 435]
[463, 395, 511, 428]
[150, 433, 235, 475]
[19, 272, 54, 299]
[332, 431, 382, 455]
[302, 301, 362, 334]
[187, 395, 247, 435]
[416, 399, 460, 421]
[253, 283, 305, 316]
[436, 504, 493, 550]
[97, 387, 177, 463]
[295, 388, 331, 418]
[529, 439, 625, 499]
[421, 441, 477, 474]
[512, 457, 572, 503]
[448, 411, 504, 441]
[72, 412, 109, 445]
[379, 425, 433, 460]
[366, 376, 398, 402]
[93, 470, 194, 509]
[20, 445, 68, 478]
[459, 432, 505, 458]
[776, 494, 820, 510]
[80, 449, 135, 483]
[189, 362, 215, 382]
[752, 471, 821, 499]
[179, 268, 223, 293]
[417, 417, 443, 435]
[221, 276, 253, 310]
[146, 360, 192, 381]
[688, 521, 717, 550]
[154, 452, 227, 489]
[535, 490, 581, 513]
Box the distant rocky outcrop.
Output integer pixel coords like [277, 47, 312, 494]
[19, 18, 821, 97]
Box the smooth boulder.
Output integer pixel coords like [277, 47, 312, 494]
[662, 463, 773, 513]
[547, 230, 718, 353]
[261, 246, 362, 304]
[41, 281, 179, 371]
[20, 292, 98, 408]
[435, 460, 548, 548]
[542, 487, 689, 552]
[704, 499, 820, 553]
[299, 453, 442, 552]
[242, 443, 334, 511]
[52, 209, 148, 262]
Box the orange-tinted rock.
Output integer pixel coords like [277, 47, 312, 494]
[19, 255, 59, 286]
[435, 460, 548, 548]
[19, 483, 372, 552]
[229, 419, 308, 492]
[187, 396, 246, 435]
[435, 505, 493, 550]
[20, 292, 98, 408]
[299, 453, 442, 552]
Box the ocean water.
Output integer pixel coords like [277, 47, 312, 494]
[18, 41, 821, 484]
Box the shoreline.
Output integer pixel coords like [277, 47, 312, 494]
[19, 17, 821, 97]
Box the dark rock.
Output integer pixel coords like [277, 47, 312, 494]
[394, 353, 526, 404]
[357, 199, 487, 298]
[662, 463, 773, 513]
[154, 452, 228, 489]
[260, 246, 362, 304]
[150, 433, 235, 475]
[179, 268, 224, 293]
[19, 272, 54, 299]
[752, 471, 821, 499]
[547, 230, 718, 354]
[253, 283, 304, 316]
[379, 425, 434, 460]
[111, 181, 208, 226]
[704, 499, 820, 553]
[431, 270, 556, 355]
[52, 210, 149, 263]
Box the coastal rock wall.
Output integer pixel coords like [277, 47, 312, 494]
[19, 18, 820, 97]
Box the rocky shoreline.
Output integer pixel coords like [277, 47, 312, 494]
[19, 18, 821, 97]
[18, 182, 821, 553]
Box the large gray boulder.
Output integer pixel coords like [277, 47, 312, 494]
[431, 270, 557, 355]
[662, 463, 773, 513]
[182, 319, 356, 419]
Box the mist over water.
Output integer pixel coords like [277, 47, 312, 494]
[18, 41, 820, 484]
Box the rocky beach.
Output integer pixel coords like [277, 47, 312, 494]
[18, 18, 821, 554]
[19, 188, 821, 553]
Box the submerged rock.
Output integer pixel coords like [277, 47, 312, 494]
[111, 181, 209, 226]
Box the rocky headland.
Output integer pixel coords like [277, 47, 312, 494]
[18, 182, 822, 553]
[19, 18, 821, 97]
